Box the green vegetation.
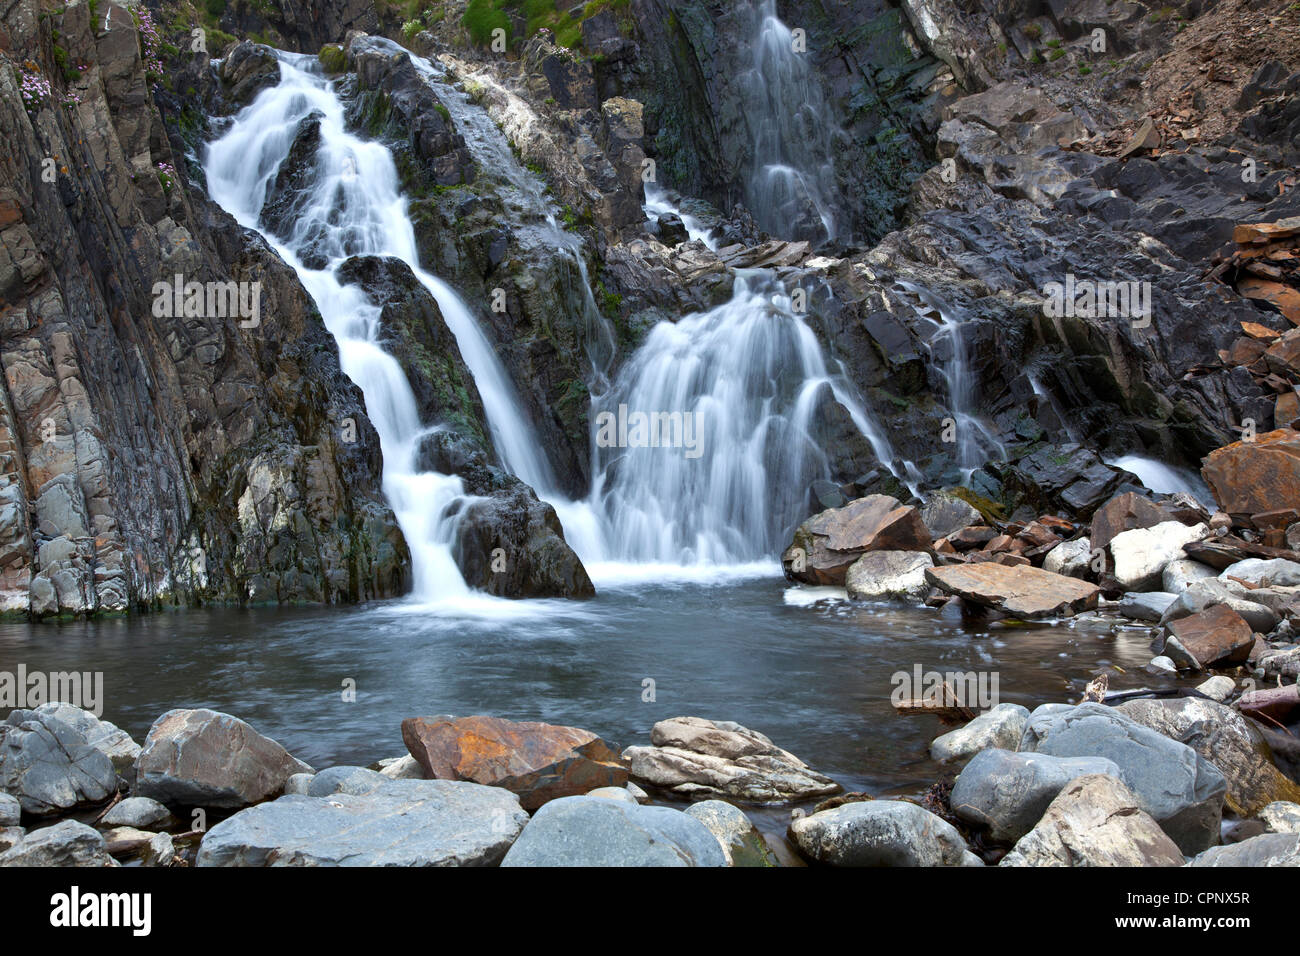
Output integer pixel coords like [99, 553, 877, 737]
[318, 44, 347, 73]
[1022, 22, 1042, 40]
[1048, 47, 1065, 61]
[205, 0, 226, 15]
[1078, 63, 1092, 75]
[461, 0, 632, 51]
[401, 18, 423, 39]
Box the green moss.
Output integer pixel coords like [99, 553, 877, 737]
[318, 44, 347, 73]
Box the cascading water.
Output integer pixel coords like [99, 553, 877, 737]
[739, 0, 846, 245]
[204, 53, 556, 607]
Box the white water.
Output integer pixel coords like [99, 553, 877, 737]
[644, 184, 718, 250]
[740, 0, 845, 244]
[203, 55, 558, 610]
[1107, 454, 1211, 503]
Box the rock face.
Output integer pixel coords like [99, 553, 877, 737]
[400, 715, 625, 810]
[1189, 832, 1300, 867]
[951, 749, 1123, 845]
[790, 800, 982, 867]
[196, 778, 528, 867]
[784, 496, 931, 586]
[0, 819, 115, 867]
[1164, 604, 1256, 669]
[1000, 775, 1185, 867]
[1115, 697, 1300, 816]
[0, 792, 18, 826]
[1202, 429, 1300, 515]
[500, 795, 727, 867]
[0, 709, 116, 815]
[622, 717, 839, 804]
[924, 563, 1101, 619]
[1018, 703, 1227, 855]
[136, 709, 312, 809]
[930, 703, 1029, 764]
[20, 704, 140, 777]
[844, 550, 933, 601]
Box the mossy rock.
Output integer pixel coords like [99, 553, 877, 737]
[318, 44, 347, 74]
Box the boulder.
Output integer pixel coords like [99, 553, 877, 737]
[586, 786, 638, 804]
[930, 703, 1029, 763]
[101, 796, 177, 830]
[1195, 676, 1236, 702]
[14, 703, 140, 776]
[920, 494, 981, 539]
[1201, 429, 1300, 516]
[1260, 801, 1300, 833]
[0, 820, 115, 867]
[0, 792, 18, 827]
[1114, 591, 1177, 622]
[1042, 537, 1092, 577]
[924, 563, 1101, 619]
[305, 766, 389, 797]
[845, 550, 933, 601]
[684, 800, 777, 867]
[1115, 697, 1300, 816]
[376, 755, 424, 780]
[1110, 521, 1209, 591]
[1219, 558, 1300, 588]
[1090, 492, 1167, 553]
[1018, 703, 1227, 854]
[135, 709, 313, 809]
[622, 717, 839, 804]
[500, 795, 726, 867]
[1163, 604, 1256, 668]
[0, 827, 21, 853]
[999, 775, 1184, 867]
[1163, 558, 1218, 593]
[1188, 832, 1300, 866]
[951, 749, 1123, 844]
[790, 800, 982, 867]
[197, 778, 528, 866]
[400, 715, 626, 810]
[1160, 579, 1279, 634]
[783, 495, 932, 585]
[0, 709, 116, 815]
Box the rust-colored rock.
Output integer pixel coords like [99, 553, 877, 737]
[1202, 429, 1300, 515]
[1236, 277, 1300, 325]
[1090, 492, 1167, 553]
[923, 563, 1101, 619]
[400, 715, 626, 810]
[1165, 604, 1255, 668]
[782, 495, 931, 585]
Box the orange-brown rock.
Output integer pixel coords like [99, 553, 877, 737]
[1090, 492, 1167, 553]
[400, 715, 626, 810]
[782, 495, 931, 585]
[1164, 604, 1254, 668]
[923, 563, 1101, 619]
[1201, 429, 1300, 515]
[1237, 277, 1300, 325]
[1276, 391, 1300, 428]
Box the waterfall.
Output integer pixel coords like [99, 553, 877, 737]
[203, 54, 556, 607]
[739, 0, 846, 245]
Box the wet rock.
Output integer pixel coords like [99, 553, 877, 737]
[217, 41, 280, 105]
[400, 715, 625, 810]
[1161, 579, 1278, 634]
[0, 820, 115, 867]
[1196, 676, 1236, 702]
[1163, 604, 1256, 669]
[845, 550, 933, 601]
[0, 793, 18, 826]
[501, 795, 726, 867]
[1219, 558, 1300, 588]
[197, 778, 527, 867]
[920, 494, 981, 539]
[685, 800, 777, 867]
[23, 704, 141, 778]
[1019, 703, 1227, 855]
[136, 709, 313, 809]
[622, 717, 839, 804]
[1110, 522, 1209, 591]
[924, 563, 1101, 619]
[0, 710, 116, 816]
[1116, 697, 1300, 816]
[951, 749, 1123, 845]
[1115, 591, 1178, 623]
[1259, 801, 1300, 833]
[1202, 429, 1300, 516]
[101, 797, 177, 831]
[1163, 558, 1218, 593]
[783, 495, 931, 585]
[930, 703, 1029, 764]
[790, 800, 982, 867]
[1000, 775, 1184, 867]
[1147, 655, 1178, 676]
[1090, 492, 1169, 553]
[1042, 537, 1092, 578]
[1188, 832, 1300, 866]
[974, 446, 1134, 521]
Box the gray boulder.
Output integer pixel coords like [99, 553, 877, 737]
[845, 550, 933, 601]
[501, 795, 727, 867]
[789, 800, 983, 867]
[921, 494, 981, 539]
[197, 778, 528, 866]
[304, 766, 388, 797]
[0, 792, 18, 827]
[1000, 774, 1185, 867]
[0, 710, 116, 815]
[0, 827, 21, 853]
[1219, 558, 1300, 588]
[1114, 591, 1177, 623]
[0, 820, 116, 867]
[17, 703, 140, 776]
[685, 800, 777, 867]
[1018, 703, 1227, 854]
[101, 796, 176, 830]
[136, 709, 313, 809]
[930, 703, 1029, 763]
[951, 748, 1122, 844]
[1188, 832, 1300, 866]
[1042, 537, 1092, 578]
[1163, 558, 1217, 593]
[1260, 801, 1300, 833]
[1160, 579, 1278, 634]
[1109, 522, 1208, 591]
